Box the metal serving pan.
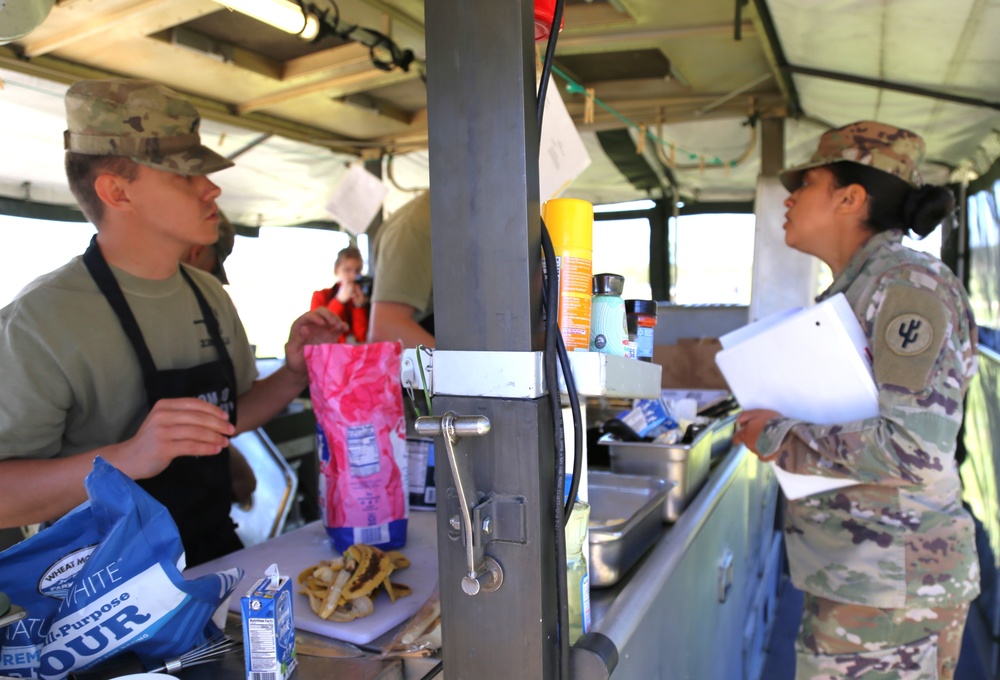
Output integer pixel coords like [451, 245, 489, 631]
[600, 423, 714, 522]
[588, 471, 669, 588]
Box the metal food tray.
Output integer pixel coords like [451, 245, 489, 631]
[588, 471, 669, 588]
[599, 423, 714, 523]
[709, 413, 738, 461]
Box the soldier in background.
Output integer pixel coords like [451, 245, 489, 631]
[368, 191, 435, 348]
[183, 208, 236, 285]
[735, 122, 979, 679]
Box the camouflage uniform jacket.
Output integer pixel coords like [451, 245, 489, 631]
[756, 229, 980, 609]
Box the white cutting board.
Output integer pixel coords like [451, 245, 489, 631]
[184, 513, 438, 645]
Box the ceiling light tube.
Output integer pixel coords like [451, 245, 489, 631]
[212, 0, 320, 40]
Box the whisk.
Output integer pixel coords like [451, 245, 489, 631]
[68, 634, 242, 680]
[148, 633, 242, 674]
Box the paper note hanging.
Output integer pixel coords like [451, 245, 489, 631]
[325, 163, 389, 235]
[539, 78, 592, 201]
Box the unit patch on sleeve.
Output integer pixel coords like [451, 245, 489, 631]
[885, 313, 932, 356]
[872, 285, 949, 391]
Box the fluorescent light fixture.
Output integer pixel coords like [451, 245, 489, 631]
[212, 0, 320, 40]
[594, 199, 656, 213]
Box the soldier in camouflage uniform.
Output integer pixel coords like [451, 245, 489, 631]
[0, 79, 345, 565]
[734, 121, 979, 679]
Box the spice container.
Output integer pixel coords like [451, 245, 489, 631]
[625, 300, 657, 362]
[590, 273, 629, 356]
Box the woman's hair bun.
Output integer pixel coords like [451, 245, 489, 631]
[904, 185, 956, 238]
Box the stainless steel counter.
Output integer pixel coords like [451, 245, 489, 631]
[573, 444, 771, 679]
[587, 446, 747, 626]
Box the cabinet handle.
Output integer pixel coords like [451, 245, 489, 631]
[718, 548, 734, 603]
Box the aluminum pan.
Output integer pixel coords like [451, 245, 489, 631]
[588, 471, 669, 588]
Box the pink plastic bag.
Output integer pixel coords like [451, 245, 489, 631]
[305, 342, 408, 552]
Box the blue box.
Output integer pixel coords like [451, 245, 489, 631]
[240, 566, 297, 680]
[618, 398, 678, 438]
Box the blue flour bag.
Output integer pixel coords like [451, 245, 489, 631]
[0, 504, 102, 677]
[0, 458, 242, 679]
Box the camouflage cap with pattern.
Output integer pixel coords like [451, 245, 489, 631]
[779, 120, 925, 192]
[64, 79, 233, 175]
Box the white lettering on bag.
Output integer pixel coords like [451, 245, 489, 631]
[39, 563, 187, 678]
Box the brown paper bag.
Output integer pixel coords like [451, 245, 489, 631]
[653, 338, 730, 390]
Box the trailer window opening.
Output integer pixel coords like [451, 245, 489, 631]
[670, 213, 755, 305]
[225, 226, 354, 359]
[0, 216, 95, 306]
[968, 183, 1000, 351]
[592, 216, 652, 301]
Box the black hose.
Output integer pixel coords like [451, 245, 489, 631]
[540, 222, 570, 680]
[536, 2, 571, 678]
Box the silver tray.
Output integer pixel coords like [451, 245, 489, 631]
[600, 424, 713, 522]
[588, 471, 669, 588]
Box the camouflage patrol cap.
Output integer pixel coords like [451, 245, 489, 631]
[779, 121, 925, 192]
[64, 79, 233, 175]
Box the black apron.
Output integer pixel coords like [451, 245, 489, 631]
[83, 236, 243, 567]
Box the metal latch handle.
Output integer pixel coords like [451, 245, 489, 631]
[718, 548, 734, 603]
[415, 413, 501, 595]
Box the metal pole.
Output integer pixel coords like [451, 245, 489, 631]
[425, 1, 558, 678]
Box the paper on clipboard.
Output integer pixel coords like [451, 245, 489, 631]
[715, 293, 878, 499]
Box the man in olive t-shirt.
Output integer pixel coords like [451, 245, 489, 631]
[369, 191, 435, 348]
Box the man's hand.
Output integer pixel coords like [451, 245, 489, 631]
[112, 398, 235, 479]
[733, 409, 782, 460]
[0, 398, 235, 527]
[284, 307, 349, 376]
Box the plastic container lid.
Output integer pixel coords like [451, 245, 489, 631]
[625, 299, 658, 317]
[534, 0, 565, 42]
[542, 198, 593, 251]
[593, 273, 624, 296]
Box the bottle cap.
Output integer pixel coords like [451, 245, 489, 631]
[592, 273, 624, 296]
[542, 198, 594, 251]
[625, 299, 657, 317]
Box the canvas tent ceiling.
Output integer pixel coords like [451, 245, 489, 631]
[0, 0, 999, 226]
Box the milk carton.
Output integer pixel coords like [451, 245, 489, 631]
[240, 564, 297, 680]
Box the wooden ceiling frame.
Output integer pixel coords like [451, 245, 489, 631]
[22, 0, 219, 57]
[237, 64, 421, 113]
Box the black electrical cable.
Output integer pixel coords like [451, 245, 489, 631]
[303, 0, 415, 72]
[535, 2, 573, 679]
[541, 219, 570, 680]
[537, 0, 583, 526]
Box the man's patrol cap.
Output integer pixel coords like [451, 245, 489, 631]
[64, 79, 233, 176]
[779, 121, 925, 193]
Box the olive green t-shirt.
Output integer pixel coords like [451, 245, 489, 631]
[0, 257, 257, 461]
[371, 191, 433, 322]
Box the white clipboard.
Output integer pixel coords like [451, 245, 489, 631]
[715, 293, 878, 499]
